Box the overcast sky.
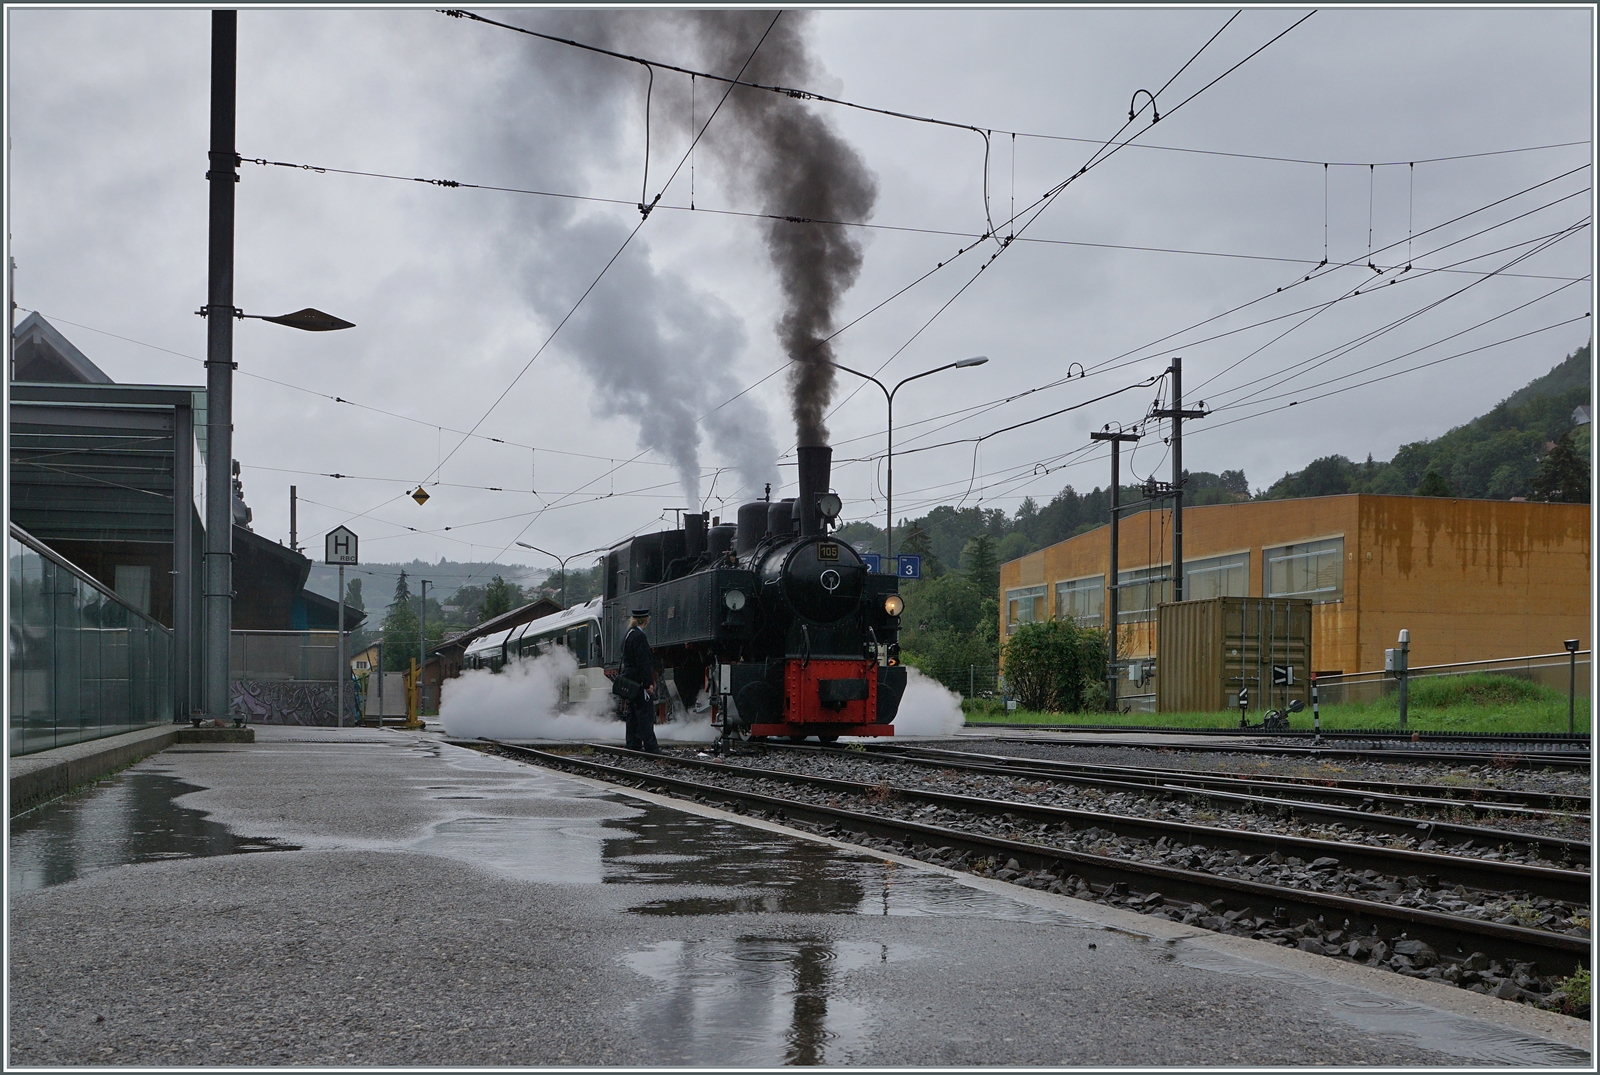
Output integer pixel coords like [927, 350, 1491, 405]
[8, 6, 1593, 586]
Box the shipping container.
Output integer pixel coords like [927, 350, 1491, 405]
[1156, 596, 1312, 713]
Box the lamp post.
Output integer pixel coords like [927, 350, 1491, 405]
[199, 10, 353, 725]
[516, 543, 606, 608]
[418, 579, 430, 723]
[828, 356, 988, 558]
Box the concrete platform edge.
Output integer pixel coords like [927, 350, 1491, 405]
[9, 725, 178, 815]
[523, 752, 1593, 1057]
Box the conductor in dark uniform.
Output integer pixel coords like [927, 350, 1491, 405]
[621, 607, 660, 754]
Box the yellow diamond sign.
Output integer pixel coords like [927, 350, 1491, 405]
[412, 486, 430, 506]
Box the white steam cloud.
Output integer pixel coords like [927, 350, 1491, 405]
[888, 667, 967, 737]
[440, 649, 717, 744]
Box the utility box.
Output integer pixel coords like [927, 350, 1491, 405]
[1157, 596, 1313, 713]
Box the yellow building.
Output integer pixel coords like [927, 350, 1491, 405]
[999, 495, 1590, 680]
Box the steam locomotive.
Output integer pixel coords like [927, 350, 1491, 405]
[462, 445, 906, 742]
[600, 444, 906, 743]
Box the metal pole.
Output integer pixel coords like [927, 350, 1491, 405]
[376, 639, 384, 724]
[1108, 441, 1120, 703]
[173, 400, 194, 720]
[418, 579, 429, 721]
[885, 395, 894, 559]
[1091, 430, 1139, 706]
[289, 485, 297, 553]
[1312, 671, 1320, 738]
[1170, 355, 1184, 603]
[1568, 648, 1576, 735]
[336, 564, 346, 728]
[1397, 628, 1410, 732]
[202, 9, 238, 723]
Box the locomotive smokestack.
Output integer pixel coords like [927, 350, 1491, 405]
[683, 510, 707, 559]
[796, 444, 832, 539]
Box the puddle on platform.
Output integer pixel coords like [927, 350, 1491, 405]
[416, 800, 1091, 926]
[9, 771, 297, 892]
[1171, 941, 1591, 1066]
[624, 936, 899, 1065]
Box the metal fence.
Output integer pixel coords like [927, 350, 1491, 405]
[906, 658, 1001, 700]
[230, 630, 357, 726]
[1314, 651, 1592, 707]
[8, 524, 174, 755]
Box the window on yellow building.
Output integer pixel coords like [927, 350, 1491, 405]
[1005, 585, 1046, 634]
[1117, 566, 1171, 622]
[1265, 537, 1344, 601]
[1054, 576, 1104, 627]
[1184, 552, 1250, 600]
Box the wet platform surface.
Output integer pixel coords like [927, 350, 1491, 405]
[7, 726, 1590, 1067]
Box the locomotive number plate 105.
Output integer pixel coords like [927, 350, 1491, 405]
[817, 543, 840, 561]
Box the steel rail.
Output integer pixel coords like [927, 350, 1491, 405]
[865, 743, 1591, 820]
[976, 735, 1592, 770]
[970, 724, 1593, 747]
[579, 744, 1591, 903]
[476, 740, 1591, 973]
[827, 745, 1592, 866]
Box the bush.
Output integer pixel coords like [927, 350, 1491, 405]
[1001, 619, 1107, 713]
[1402, 673, 1553, 710]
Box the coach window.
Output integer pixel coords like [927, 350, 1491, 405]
[567, 625, 591, 665]
[1004, 585, 1046, 634]
[1054, 576, 1103, 627]
[1265, 537, 1344, 602]
[1116, 566, 1171, 622]
[1184, 552, 1250, 601]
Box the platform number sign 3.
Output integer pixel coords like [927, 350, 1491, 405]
[897, 554, 922, 579]
[325, 526, 359, 566]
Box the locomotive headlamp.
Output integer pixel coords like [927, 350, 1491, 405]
[723, 589, 747, 611]
[884, 594, 904, 616]
[817, 492, 842, 521]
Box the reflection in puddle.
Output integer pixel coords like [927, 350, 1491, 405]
[624, 937, 900, 1066]
[8, 771, 296, 892]
[414, 805, 1095, 926]
[1172, 942, 1592, 1066]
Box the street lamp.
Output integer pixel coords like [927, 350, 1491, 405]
[198, 11, 355, 725]
[516, 542, 607, 608]
[828, 356, 988, 557]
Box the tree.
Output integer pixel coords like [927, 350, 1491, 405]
[961, 534, 999, 598]
[1415, 470, 1453, 497]
[482, 575, 520, 620]
[1530, 432, 1591, 503]
[896, 520, 943, 577]
[344, 577, 364, 611]
[380, 570, 419, 671]
[1002, 619, 1106, 713]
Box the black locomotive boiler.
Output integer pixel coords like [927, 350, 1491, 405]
[600, 445, 906, 742]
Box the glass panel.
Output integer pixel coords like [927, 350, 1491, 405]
[1184, 552, 1250, 601]
[8, 528, 176, 754]
[1004, 585, 1046, 634]
[1264, 537, 1344, 601]
[1116, 566, 1172, 622]
[1054, 576, 1104, 627]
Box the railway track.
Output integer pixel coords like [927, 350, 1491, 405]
[835, 744, 1590, 863]
[470, 739, 1590, 1003]
[975, 734, 1592, 770]
[869, 742, 1590, 814]
[796, 748, 1587, 863]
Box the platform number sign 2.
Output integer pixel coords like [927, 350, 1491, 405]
[325, 526, 359, 566]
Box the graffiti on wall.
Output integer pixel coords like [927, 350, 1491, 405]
[229, 679, 356, 726]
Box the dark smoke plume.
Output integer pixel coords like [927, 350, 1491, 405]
[659, 11, 879, 448]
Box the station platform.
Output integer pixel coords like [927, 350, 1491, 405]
[7, 725, 1591, 1066]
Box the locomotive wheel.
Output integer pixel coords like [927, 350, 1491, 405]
[788, 735, 809, 744]
[817, 734, 839, 745]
